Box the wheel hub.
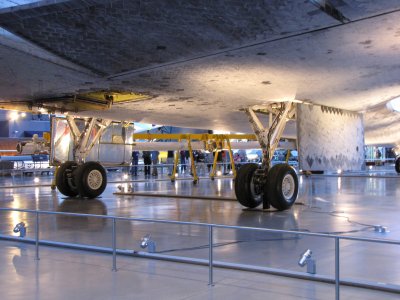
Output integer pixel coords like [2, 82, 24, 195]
[87, 169, 103, 190]
[282, 174, 295, 200]
[250, 179, 263, 201]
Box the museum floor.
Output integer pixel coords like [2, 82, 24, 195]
[0, 165, 399, 299]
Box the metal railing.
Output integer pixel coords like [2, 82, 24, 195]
[0, 207, 400, 299]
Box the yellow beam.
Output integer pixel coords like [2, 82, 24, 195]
[132, 133, 256, 141]
[80, 91, 149, 104]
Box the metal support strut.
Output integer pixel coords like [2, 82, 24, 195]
[245, 102, 295, 172]
[66, 116, 112, 163]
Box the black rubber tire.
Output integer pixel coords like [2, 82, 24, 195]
[56, 161, 78, 197]
[74, 161, 107, 198]
[234, 163, 263, 208]
[265, 164, 298, 211]
[395, 157, 400, 174]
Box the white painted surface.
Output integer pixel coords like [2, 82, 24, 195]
[297, 104, 365, 172]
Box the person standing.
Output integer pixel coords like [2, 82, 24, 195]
[180, 150, 186, 174]
[197, 150, 207, 175]
[142, 151, 151, 177]
[151, 150, 160, 176]
[131, 150, 139, 176]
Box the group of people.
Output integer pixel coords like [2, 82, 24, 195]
[130, 149, 235, 177]
[130, 150, 160, 177]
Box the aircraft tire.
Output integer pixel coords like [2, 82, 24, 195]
[75, 161, 107, 198]
[265, 164, 298, 211]
[56, 161, 78, 197]
[235, 163, 263, 208]
[396, 157, 400, 174]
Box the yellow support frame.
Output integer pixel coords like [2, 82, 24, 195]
[226, 139, 236, 178]
[170, 150, 180, 182]
[51, 166, 58, 190]
[187, 140, 199, 183]
[132, 133, 256, 182]
[285, 149, 291, 163]
[210, 149, 220, 180]
[132, 133, 256, 141]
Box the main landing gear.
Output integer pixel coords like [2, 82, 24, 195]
[54, 116, 111, 199]
[235, 102, 299, 211]
[56, 161, 107, 198]
[395, 156, 400, 174]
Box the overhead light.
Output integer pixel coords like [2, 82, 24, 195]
[21, 112, 26, 118]
[34, 177, 40, 183]
[9, 111, 19, 121]
[123, 174, 129, 180]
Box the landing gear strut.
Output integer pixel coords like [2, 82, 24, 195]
[395, 156, 400, 174]
[234, 102, 299, 211]
[55, 117, 111, 198]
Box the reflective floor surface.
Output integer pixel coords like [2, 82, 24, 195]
[1, 165, 400, 299]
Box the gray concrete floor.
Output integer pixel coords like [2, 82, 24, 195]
[1, 165, 400, 299]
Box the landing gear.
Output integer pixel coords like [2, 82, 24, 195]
[265, 164, 298, 211]
[54, 116, 112, 199]
[395, 156, 400, 174]
[235, 102, 299, 211]
[74, 162, 107, 198]
[235, 163, 263, 208]
[56, 161, 107, 198]
[55, 161, 78, 197]
[235, 163, 298, 210]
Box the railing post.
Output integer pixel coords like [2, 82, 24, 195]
[335, 237, 340, 300]
[112, 218, 117, 271]
[208, 225, 214, 286]
[35, 211, 40, 260]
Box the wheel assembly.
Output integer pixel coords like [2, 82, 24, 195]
[395, 157, 400, 174]
[234, 163, 264, 208]
[74, 161, 107, 198]
[265, 163, 298, 211]
[55, 161, 78, 197]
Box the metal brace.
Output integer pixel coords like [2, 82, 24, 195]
[245, 102, 295, 172]
[66, 116, 112, 162]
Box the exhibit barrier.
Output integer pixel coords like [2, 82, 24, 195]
[0, 207, 399, 299]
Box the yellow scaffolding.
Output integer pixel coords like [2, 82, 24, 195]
[132, 133, 257, 182]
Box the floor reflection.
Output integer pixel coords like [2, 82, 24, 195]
[235, 210, 299, 249]
[56, 199, 107, 231]
[12, 244, 31, 277]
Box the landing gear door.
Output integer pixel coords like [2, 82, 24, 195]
[50, 116, 73, 165]
[296, 104, 365, 172]
[50, 116, 134, 165]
